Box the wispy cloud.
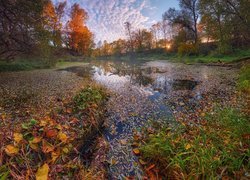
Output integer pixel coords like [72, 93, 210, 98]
[53, 0, 155, 42]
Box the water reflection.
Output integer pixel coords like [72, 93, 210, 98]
[90, 60, 199, 97]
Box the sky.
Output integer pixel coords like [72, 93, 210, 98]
[52, 0, 179, 43]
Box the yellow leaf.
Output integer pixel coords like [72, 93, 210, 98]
[14, 133, 23, 143]
[58, 132, 68, 143]
[5, 145, 19, 156]
[36, 163, 49, 180]
[62, 147, 69, 154]
[185, 144, 192, 150]
[51, 149, 60, 163]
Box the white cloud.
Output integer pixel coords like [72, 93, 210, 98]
[53, 0, 155, 42]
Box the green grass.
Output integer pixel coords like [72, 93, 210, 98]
[139, 108, 250, 178]
[114, 49, 250, 63]
[237, 65, 250, 93]
[0, 60, 51, 72]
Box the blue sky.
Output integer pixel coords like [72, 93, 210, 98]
[52, 0, 179, 42]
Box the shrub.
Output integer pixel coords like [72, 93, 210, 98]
[178, 43, 198, 56]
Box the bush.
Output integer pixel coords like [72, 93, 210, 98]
[178, 43, 198, 56]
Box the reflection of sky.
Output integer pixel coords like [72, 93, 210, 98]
[92, 66, 155, 96]
[52, 0, 179, 42]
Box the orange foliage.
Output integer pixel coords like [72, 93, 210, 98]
[67, 3, 93, 55]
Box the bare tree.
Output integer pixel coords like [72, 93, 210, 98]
[124, 22, 133, 53]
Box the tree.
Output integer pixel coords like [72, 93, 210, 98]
[124, 22, 134, 53]
[0, 0, 48, 60]
[67, 3, 93, 56]
[163, 0, 199, 44]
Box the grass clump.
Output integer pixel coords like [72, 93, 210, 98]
[237, 65, 250, 93]
[139, 108, 250, 179]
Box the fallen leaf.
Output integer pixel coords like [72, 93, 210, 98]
[133, 148, 140, 155]
[51, 149, 60, 163]
[110, 158, 117, 165]
[185, 144, 192, 150]
[42, 140, 54, 153]
[5, 145, 19, 156]
[36, 163, 49, 180]
[120, 139, 127, 145]
[29, 142, 39, 151]
[58, 132, 68, 143]
[62, 147, 69, 154]
[46, 129, 58, 138]
[146, 164, 156, 171]
[139, 159, 147, 165]
[39, 120, 47, 127]
[31, 137, 42, 144]
[14, 133, 23, 143]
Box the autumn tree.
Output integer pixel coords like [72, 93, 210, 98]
[67, 3, 93, 56]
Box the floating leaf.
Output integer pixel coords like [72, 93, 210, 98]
[14, 133, 23, 143]
[139, 159, 147, 165]
[5, 145, 19, 156]
[133, 148, 140, 155]
[36, 163, 49, 180]
[120, 139, 127, 145]
[110, 158, 117, 165]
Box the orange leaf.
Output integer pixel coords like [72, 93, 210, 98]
[42, 140, 54, 153]
[5, 145, 19, 156]
[133, 148, 140, 155]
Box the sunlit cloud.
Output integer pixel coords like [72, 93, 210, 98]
[53, 0, 156, 42]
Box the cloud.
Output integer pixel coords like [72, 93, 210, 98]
[53, 0, 155, 42]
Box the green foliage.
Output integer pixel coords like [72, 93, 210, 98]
[73, 86, 107, 111]
[237, 65, 250, 93]
[140, 108, 250, 178]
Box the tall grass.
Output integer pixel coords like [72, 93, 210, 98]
[139, 108, 250, 178]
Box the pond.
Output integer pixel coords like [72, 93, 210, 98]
[61, 59, 237, 178]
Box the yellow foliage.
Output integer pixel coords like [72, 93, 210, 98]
[14, 133, 23, 143]
[36, 163, 49, 180]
